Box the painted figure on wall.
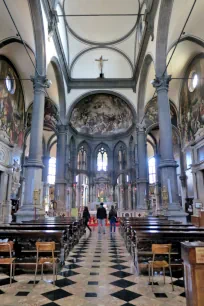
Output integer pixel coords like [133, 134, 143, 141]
[180, 54, 204, 144]
[70, 94, 133, 136]
[144, 97, 177, 128]
[26, 98, 59, 131]
[0, 58, 25, 148]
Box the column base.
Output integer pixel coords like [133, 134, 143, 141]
[15, 205, 45, 222]
[162, 204, 188, 224]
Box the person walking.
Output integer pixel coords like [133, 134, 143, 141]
[109, 205, 117, 233]
[83, 206, 92, 232]
[97, 203, 107, 234]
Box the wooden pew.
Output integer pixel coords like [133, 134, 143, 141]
[0, 229, 66, 269]
[130, 229, 204, 274]
[0, 217, 85, 271]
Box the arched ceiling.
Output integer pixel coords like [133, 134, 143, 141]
[0, 0, 36, 109]
[0, 0, 35, 51]
[168, 0, 204, 51]
[61, 0, 142, 79]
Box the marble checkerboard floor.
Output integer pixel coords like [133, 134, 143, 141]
[0, 228, 186, 306]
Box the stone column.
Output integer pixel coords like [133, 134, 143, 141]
[42, 155, 50, 210]
[136, 124, 148, 210]
[16, 76, 50, 222]
[152, 75, 187, 222]
[55, 125, 67, 214]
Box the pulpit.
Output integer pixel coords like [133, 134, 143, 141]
[181, 242, 204, 306]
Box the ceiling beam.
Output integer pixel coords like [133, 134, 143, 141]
[58, 14, 144, 17]
[68, 78, 136, 92]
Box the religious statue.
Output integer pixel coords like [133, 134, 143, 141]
[11, 159, 21, 198]
[95, 55, 108, 76]
[12, 160, 21, 184]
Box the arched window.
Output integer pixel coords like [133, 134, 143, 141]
[48, 157, 56, 185]
[118, 145, 126, 170]
[77, 146, 87, 170]
[148, 157, 156, 184]
[97, 147, 108, 171]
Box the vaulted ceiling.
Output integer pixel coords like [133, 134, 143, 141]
[59, 0, 144, 79]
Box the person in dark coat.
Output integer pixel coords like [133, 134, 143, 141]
[109, 205, 117, 233]
[96, 203, 107, 234]
[83, 206, 92, 232]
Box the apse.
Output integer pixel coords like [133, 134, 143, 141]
[70, 93, 134, 136]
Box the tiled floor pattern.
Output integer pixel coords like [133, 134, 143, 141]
[0, 228, 186, 305]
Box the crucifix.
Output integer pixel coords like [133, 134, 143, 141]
[95, 55, 108, 77]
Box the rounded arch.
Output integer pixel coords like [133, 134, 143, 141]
[144, 97, 178, 130]
[67, 90, 137, 125]
[70, 46, 134, 76]
[137, 53, 155, 123]
[47, 133, 57, 152]
[26, 97, 59, 134]
[63, 0, 141, 46]
[49, 56, 66, 124]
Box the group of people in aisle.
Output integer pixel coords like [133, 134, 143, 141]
[82, 203, 117, 234]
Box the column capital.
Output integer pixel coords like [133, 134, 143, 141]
[30, 75, 51, 93]
[136, 122, 146, 132]
[57, 124, 68, 134]
[152, 75, 172, 92]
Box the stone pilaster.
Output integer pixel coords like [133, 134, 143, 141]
[136, 123, 148, 210]
[42, 155, 50, 209]
[1, 172, 13, 224]
[55, 125, 67, 214]
[16, 75, 51, 222]
[152, 75, 187, 222]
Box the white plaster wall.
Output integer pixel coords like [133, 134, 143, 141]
[0, 0, 35, 51]
[57, 4, 69, 65]
[71, 48, 132, 78]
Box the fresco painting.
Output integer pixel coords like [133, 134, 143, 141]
[27, 98, 59, 131]
[144, 97, 177, 128]
[0, 59, 24, 148]
[180, 55, 204, 144]
[70, 94, 133, 136]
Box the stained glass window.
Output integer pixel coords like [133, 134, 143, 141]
[97, 147, 108, 171]
[48, 157, 56, 185]
[148, 157, 156, 184]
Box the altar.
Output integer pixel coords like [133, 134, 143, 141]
[89, 201, 115, 211]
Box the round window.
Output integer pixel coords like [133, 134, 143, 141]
[5, 74, 15, 94]
[188, 71, 199, 92]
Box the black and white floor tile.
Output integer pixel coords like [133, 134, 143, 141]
[0, 229, 186, 305]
